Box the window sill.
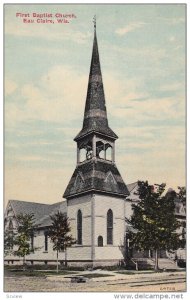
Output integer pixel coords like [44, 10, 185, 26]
[43, 251, 48, 253]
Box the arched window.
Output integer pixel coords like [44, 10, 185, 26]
[107, 209, 113, 245]
[77, 210, 82, 245]
[44, 231, 48, 252]
[105, 143, 112, 161]
[4, 218, 7, 228]
[80, 148, 86, 162]
[8, 219, 13, 231]
[98, 236, 103, 247]
[96, 141, 104, 159]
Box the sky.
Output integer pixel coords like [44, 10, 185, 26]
[4, 4, 186, 205]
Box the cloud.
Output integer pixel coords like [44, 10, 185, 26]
[156, 16, 185, 26]
[5, 78, 18, 96]
[159, 82, 184, 92]
[5, 64, 185, 135]
[5, 65, 87, 126]
[4, 167, 72, 205]
[110, 93, 185, 123]
[115, 22, 146, 36]
[116, 124, 185, 191]
[18, 155, 48, 162]
[5, 19, 91, 44]
[169, 36, 176, 42]
[101, 71, 185, 125]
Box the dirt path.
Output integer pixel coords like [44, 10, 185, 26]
[4, 272, 186, 292]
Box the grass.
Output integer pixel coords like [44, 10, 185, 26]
[5, 265, 104, 278]
[5, 264, 84, 271]
[93, 265, 125, 271]
[8, 270, 79, 277]
[5, 269, 114, 278]
[115, 270, 154, 275]
[115, 269, 185, 275]
[5, 265, 185, 278]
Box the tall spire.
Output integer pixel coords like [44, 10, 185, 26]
[64, 19, 129, 200]
[74, 17, 117, 141]
[93, 15, 96, 31]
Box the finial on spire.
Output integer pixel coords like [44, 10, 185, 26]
[93, 15, 96, 31]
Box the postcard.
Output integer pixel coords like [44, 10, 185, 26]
[3, 3, 186, 297]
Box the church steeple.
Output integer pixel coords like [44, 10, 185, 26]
[63, 20, 129, 200]
[74, 17, 117, 141]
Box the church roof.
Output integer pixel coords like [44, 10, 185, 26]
[63, 159, 129, 199]
[35, 201, 67, 227]
[127, 182, 138, 193]
[7, 199, 67, 227]
[74, 27, 117, 141]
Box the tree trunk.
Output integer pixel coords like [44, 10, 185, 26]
[154, 249, 159, 270]
[23, 255, 26, 271]
[65, 248, 67, 267]
[56, 250, 59, 273]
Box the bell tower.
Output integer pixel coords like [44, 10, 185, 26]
[75, 17, 118, 166]
[63, 18, 129, 266]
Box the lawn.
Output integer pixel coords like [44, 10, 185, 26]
[5, 270, 114, 278]
[5, 267, 79, 277]
[6, 269, 77, 277]
[115, 269, 185, 275]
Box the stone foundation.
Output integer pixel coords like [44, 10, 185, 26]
[4, 258, 124, 268]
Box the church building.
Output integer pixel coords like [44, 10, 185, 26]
[63, 19, 129, 266]
[4, 22, 186, 268]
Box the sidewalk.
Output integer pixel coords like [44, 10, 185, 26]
[46, 268, 186, 283]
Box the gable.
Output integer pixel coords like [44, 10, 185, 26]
[6, 203, 15, 217]
[105, 171, 116, 185]
[5, 200, 67, 229]
[74, 172, 85, 191]
[64, 160, 129, 199]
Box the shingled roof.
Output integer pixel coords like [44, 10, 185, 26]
[127, 182, 138, 193]
[7, 199, 67, 227]
[63, 159, 129, 199]
[74, 26, 117, 141]
[35, 201, 67, 227]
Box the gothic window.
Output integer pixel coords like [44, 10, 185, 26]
[44, 232, 48, 252]
[107, 209, 113, 245]
[8, 219, 13, 230]
[6, 221, 14, 250]
[77, 210, 82, 245]
[98, 236, 103, 247]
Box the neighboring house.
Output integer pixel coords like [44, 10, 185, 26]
[125, 183, 186, 265]
[4, 23, 186, 268]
